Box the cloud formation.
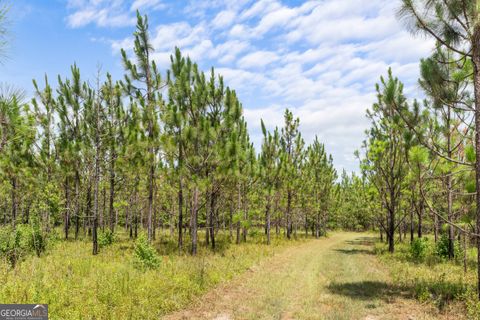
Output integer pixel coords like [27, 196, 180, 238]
[67, 0, 435, 172]
[66, 0, 166, 28]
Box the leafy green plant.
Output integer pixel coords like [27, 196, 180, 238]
[435, 234, 451, 259]
[435, 234, 462, 260]
[29, 217, 46, 257]
[133, 233, 160, 270]
[0, 226, 22, 267]
[98, 230, 115, 248]
[410, 238, 429, 261]
[0, 222, 46, 267]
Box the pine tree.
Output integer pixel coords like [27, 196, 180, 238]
[56, 65, 86, 240]
[259, 121, 280, 244]
[279, 109, 304, 239]
[398, 0, 480, 297]
[121, 12, 163, 242]
[362, 69, 409, 253]
[102, 74, 124, 234]
[0, 94, 35, 228]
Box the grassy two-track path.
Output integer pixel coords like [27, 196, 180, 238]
[165, 232, 454, 320]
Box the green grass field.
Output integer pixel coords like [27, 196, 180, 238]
[0, 229, 304, 319]
[0, 230, 474, 319]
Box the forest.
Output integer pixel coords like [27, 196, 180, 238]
[2, 1, 480, 319]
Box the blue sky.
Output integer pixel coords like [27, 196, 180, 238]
[0, 0, 434, 172]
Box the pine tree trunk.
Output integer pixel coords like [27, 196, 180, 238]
[446, 100, 455, 259]
[109, 152, 115, 233]
[229, 201, 233, 240]
[304, 211, 308, 237]
[242, 195, 247, 243]
[152, 202, 157, 241]
[11, 177, 16, 229]
[410, 202, 414, 244]
[236, 183, 241, 245]
[265, 197, 271, 245]
[417, 199, 423, 238]
[472, 27, 480, 298]
[178, 178, 184, 250]
[170, 193, 175, 238]
[388, 208, 395, 253]
[191, 186, 199, 255]
[398, 220, 402, 243]
[74, 171, 80, 239]
[209, 189, 216, 250]
[64, 177, 70, 240]
[464, 232, 468, 274]
[205, 191, 210, 246]
[147, 161, 154, 241]
[134, 185, 138, 239]
[286, 189, 292, 240]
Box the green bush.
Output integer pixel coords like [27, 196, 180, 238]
[410, 238, 429, 261]
[133, 233, 160, 270]
[98, 230, 115, 248]
[0, 222, 46, 267]
[463, 287, 480, 320]
[435, 234, 462, 260]
[29, 217, 47, 257]
[0, 225, 22, 267]
[413, 272, 467, 310]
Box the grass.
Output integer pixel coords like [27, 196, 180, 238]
[0, 228, 305, 320]
[374, 235, 477, 318]
[2, 230, 471, 319]
[168, 232, 449, 320]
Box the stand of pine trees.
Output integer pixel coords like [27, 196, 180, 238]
[0, 12, 338, 258]
[338, 0, 480, 300]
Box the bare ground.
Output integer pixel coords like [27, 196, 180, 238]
[164, 232, 462, 320]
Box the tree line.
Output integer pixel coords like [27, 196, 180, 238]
[0, 12, 337, 258]
[350, 0, 480, 299]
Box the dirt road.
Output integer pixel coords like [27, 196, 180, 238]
[165, 232, 451, 320]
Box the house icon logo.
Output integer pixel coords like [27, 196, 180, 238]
[0, 304, 48, 319]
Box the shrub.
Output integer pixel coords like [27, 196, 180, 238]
[463, 287, 480, 320]
[133, 233, 160, 270]
[435, 234, 462, 260]
[0, 222, 46, 267]
[0, 225, 22, 267]
[410, 238, 429, 261]
[28, 217, 47, 257]
[435, 234, 451, 258]
[98, 230, 115, 248]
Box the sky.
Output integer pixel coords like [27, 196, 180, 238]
[0, 0, 435, 173]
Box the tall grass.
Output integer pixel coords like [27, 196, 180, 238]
[0, 227, 305, 319]
[374, 235, 477, 318]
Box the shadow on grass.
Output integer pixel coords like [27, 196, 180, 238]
[345, 237, 377, 246]
[153, 232, 233, 256]
[327, 281, 410, 302]
[333, 248, 374, 255]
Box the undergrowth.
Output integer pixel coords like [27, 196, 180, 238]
[0, 228, 305, 319]
[374, 235, 477, 318]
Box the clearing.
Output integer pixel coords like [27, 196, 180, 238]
[165, 232, 457, 320]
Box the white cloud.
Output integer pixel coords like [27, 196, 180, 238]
[214, 40, 250, 64]
[151, 22, 206, 51]
[66, 0, 167, 28]
[130, 0, 166, 11]
[239, 0, 280, 20]
[82, 0, 434, 172]
[212, 10, 236, 29]
[237, 51, 279, 69]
